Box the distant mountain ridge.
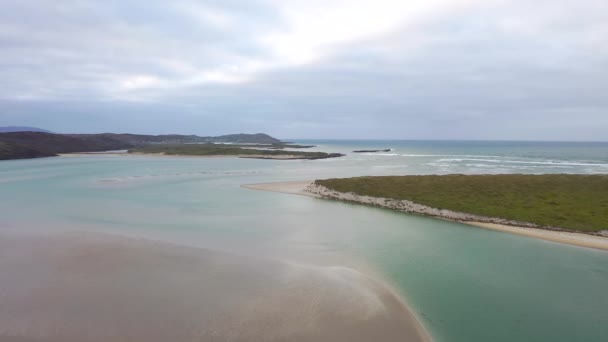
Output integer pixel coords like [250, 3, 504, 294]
[0, 132, 283, 160]
[0, 126, 51, 133]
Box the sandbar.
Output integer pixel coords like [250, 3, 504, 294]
[0, 231, 431, 342]
[241, 181, 320, 197]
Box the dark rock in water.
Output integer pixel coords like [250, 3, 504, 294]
[353, 149, 392, 153]
[319, 153, 346, 159]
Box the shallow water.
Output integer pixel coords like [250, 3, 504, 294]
[1, 140, 607, 341]
[0, 233, 427, 342]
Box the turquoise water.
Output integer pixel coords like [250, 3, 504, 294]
[1, 140, 607, 341]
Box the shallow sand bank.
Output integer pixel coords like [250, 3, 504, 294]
[0, 232, 430, 342]
[243, 180, 608, 251]
[241, 181, 320, 197]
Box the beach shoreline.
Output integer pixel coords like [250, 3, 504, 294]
[242, 180, 608, 251]
[59, 152, 314, 160]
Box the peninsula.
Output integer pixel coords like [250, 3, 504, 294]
[243, 174, 608, 250]
[129, 144, 344, 160]
[0, 131, 342, 161]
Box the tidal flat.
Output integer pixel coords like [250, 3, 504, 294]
[0, 232, 429, 342]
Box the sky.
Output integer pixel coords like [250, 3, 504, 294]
[0, 0, 607, 140]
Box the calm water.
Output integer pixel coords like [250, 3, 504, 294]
[1, 140, 607, 341]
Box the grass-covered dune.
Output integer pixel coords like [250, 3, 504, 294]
[316, 174, 608, 233]
[131, 144, 343, 160]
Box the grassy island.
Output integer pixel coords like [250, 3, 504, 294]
[130, 144, 344, 160]
[315, 174, 608, 233]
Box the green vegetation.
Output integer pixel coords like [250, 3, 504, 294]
[130, 144, 343, 160]
[0, 131, 290, 161]
[209, 143, 315, 149]
[316, 174, 608, 232]
[266, 143, 315, 149]
[0, 142, 56, 160]
[0, 131, 133, 157]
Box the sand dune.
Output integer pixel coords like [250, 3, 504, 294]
[0, 232, 430, 342]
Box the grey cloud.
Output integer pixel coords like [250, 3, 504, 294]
[0, 0, 606, 140]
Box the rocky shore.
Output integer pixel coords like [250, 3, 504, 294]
[242, 180, 608, 250]
[303, 182, 608, 247]
[304, 182, 545, 228]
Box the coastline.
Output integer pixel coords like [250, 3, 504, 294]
[242, 180, 608, 251]
[59, 152, 315, 160]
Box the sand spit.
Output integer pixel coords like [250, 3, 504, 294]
[241, 181, 320, 197]
[0, 232, 430, 342]
[243, 181, 608, 251]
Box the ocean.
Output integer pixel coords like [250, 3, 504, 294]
[1, 140, 607, 341]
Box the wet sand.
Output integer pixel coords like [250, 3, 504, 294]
[465, 222, 608, 250]
[0, 232, 431, 342]
[241, 181, 320, 197]
[243, 180, 608, 251]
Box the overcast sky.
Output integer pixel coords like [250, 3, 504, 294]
[1, 0, 607, 140]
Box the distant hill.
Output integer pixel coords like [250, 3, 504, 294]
[0, 132, 133, 156]
[0, 126, 51, 133]
[0, 141, 55, 160]
[63, 132, 282, 145]
[206, 133, 282, 144]
[0, 132, 284, 160]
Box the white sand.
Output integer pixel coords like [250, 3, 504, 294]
[466, 222, 608, 250]
[0, 232, 431, 342]
[243, 180, 608, 251]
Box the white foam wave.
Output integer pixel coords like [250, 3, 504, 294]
[400, 154, 501, 158]
[438, 158, 608, 167]
[360, 153, 399, 156]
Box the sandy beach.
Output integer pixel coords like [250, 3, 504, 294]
[243, 180, 608, 251]
[0, 231, 431, 342]
[465, 222, 608, 250]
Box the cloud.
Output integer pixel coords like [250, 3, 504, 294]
[0, 0, 606, 140]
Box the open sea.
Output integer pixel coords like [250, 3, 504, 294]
[1, 140, 607, 341]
